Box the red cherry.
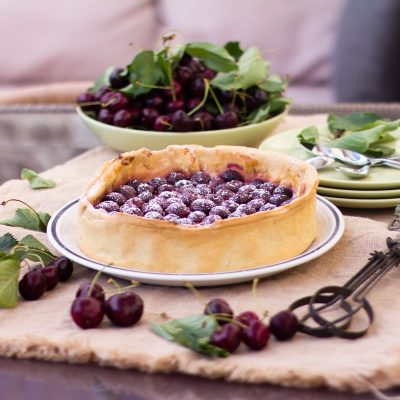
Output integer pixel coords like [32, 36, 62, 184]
[71, 297, 104, 329]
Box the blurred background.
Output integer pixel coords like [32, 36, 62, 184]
[0, 0, 399, 182]
[1, 0, 400, 104]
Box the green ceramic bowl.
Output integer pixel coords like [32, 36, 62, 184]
[76, 106, 288, 152]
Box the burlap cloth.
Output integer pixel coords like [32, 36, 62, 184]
[0, 115, 398, 393]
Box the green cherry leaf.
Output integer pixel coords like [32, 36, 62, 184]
[19, 235, 56, 265]
[0, 255, 20, 308]
[224, 41, 244, 61]
[268, 97, 291, 114]
[21, 168, 55, 190]
[212, 46, 268, 91]
[156, 48, 173, 87]
[297, 126, 320, 147]
[0, 208, 51, 232]
[244, 103, 271, 125]
[19, 235, 52, 253]
[0, 233, 18, 254]
[122, 50, 163, 97]
[151, 314, 230, 358]
[327, 112, 384, 133]
[330, 122, 398, 156]
[259, 74, 288, 94]
[185, 42, 237, 73]
[168, 43, 186, 69]
[210, 72, 242, 91]
[236, 46, 266, 90]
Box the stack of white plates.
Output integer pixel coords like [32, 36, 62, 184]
[259, 127, 400, 209]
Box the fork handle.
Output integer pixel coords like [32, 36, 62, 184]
[372, 159, 400, 169]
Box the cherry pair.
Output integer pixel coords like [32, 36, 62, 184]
[19, 257, 73, 301]
[205, 298, 298, 353]
[70, 281, 144, 329]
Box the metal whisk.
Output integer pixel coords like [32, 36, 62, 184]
[289, 208, 400, 339]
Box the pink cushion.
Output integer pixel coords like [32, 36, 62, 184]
[0, 0, 157, 84]
[0, 0, 344, 86]
[157, 0, 345, 83]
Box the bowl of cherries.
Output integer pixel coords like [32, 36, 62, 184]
[77, 38, 290, 151]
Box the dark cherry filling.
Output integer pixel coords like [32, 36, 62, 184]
[95, 168, 294, 226]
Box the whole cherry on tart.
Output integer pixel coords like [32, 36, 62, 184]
[191, 171, 211, 185]
[166, 171, 186, 184]
[104, 192, 126, 206]
[220, 169, 244, 182]
[177, 218, 194, 225]
[93, 168, 295, 227]
[117, 185, 136, 199]
[96, 201, 120, 212]
[202, 215, 222, 225]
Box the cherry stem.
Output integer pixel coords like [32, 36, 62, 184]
[107, 278, 122, 293]
[79, 101, 101, 107]
[103, 284, 139, 294]
[260, 310, 269, 323]
[160, 119, 173, 129]
[21, 259, 31, 272]
[165, 60, 176, 101]
[24, 252, 46, 269]
[135, 81, 170, 90]
[208, 84, 224, 115]
[162, 32, 177, 45]
[104, 278, 139, 294]
[88, 269, 103, 297]
[1, 199, 47, 230]
[213, 315, 247, 330]
[148, 311, 173, 321]
[187, 79, 210, 117]
[251, 278, 269, 318]
[184, 282, 206, 306]
[101, 98, 118, 108]
[252, 278, 259, 299]
[231, 90, 238, 107]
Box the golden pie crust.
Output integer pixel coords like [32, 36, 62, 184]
[78, 145, 319, 274]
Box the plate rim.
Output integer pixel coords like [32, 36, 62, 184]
[47, 196, 345, 286]
[317, 185, 400, 199]
[323, 195, 400, 208]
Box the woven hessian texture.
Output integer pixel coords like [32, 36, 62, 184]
[0, 115, 397, 392]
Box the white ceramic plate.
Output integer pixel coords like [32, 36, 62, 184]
[317, 186, 400, 199]
[47, 196, 345, 287]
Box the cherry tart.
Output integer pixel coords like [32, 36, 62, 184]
[78, 145, 319, 274]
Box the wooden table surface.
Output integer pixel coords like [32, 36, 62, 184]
[1, 357, 395, 400]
